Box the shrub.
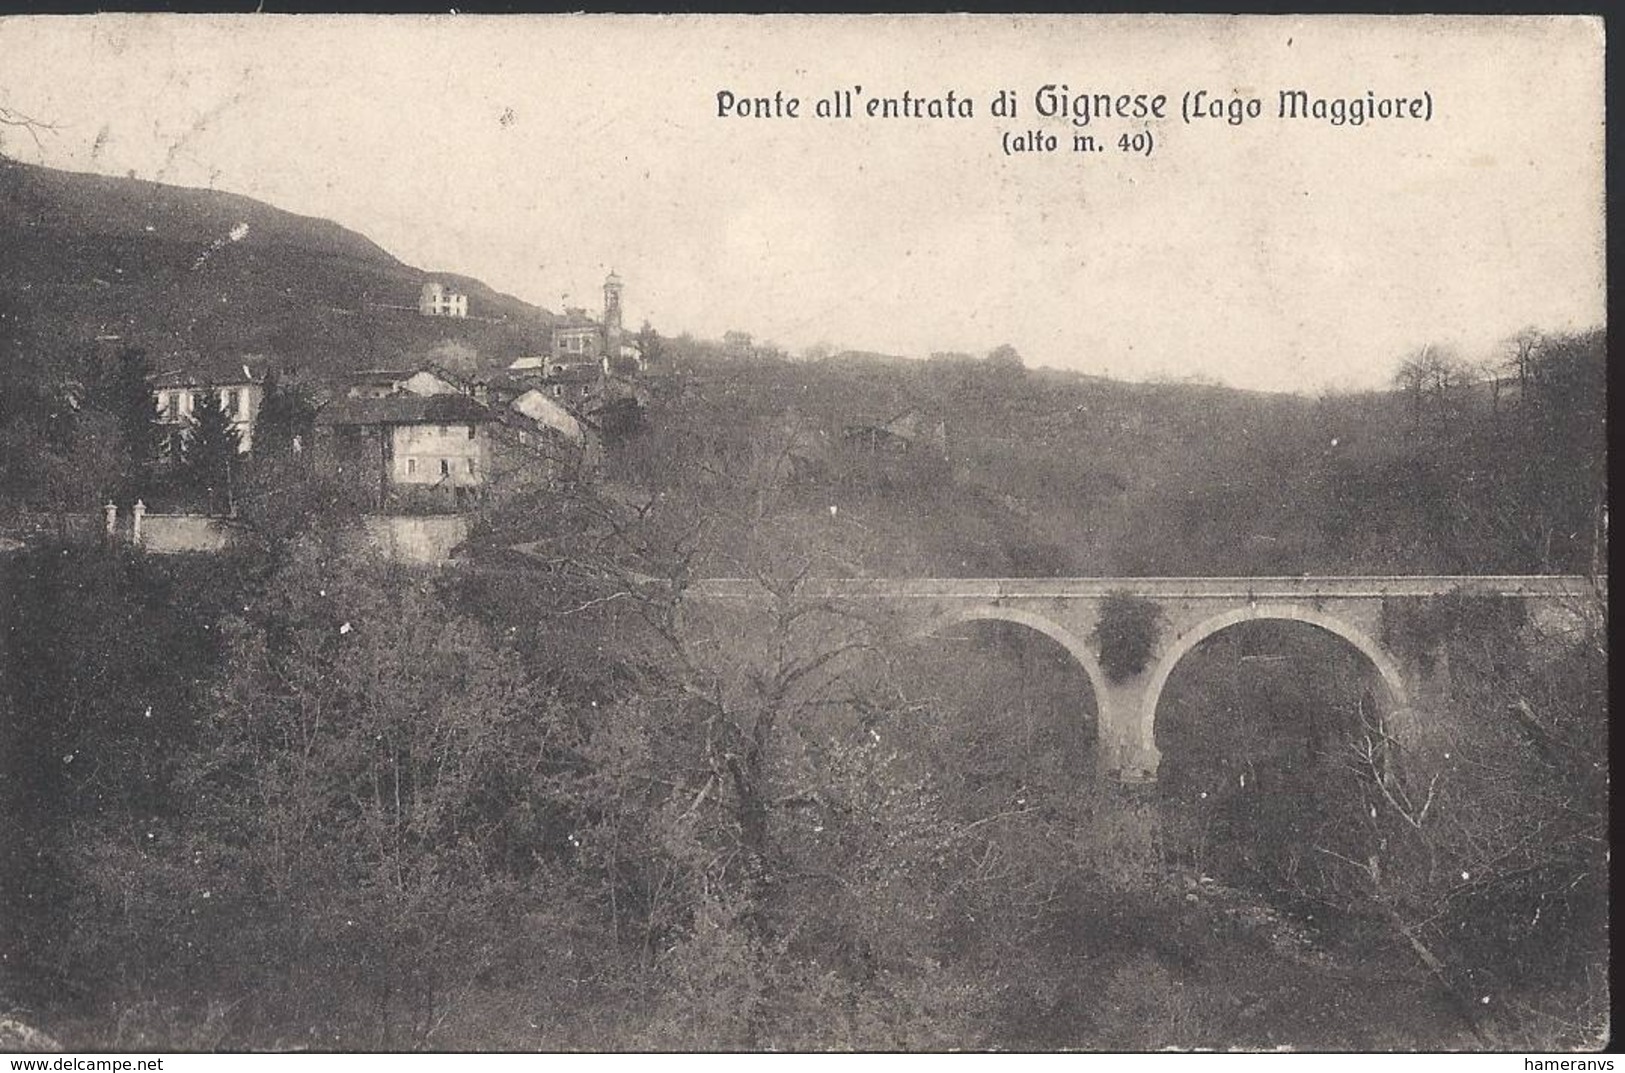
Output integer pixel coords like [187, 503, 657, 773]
[1093, 592, 1163, 681]
[1380, 591, 1528, 671]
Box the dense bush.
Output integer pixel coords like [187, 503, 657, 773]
[1093, 592, 1163, 681]
[1380, 591, 1530, 671]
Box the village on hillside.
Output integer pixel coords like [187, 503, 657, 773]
[6, 258, 971, 562]
[63, 271, 670, 559]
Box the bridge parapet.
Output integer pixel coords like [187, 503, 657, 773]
[687, 575, 1601, 601]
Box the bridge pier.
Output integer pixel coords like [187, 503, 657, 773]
[1096, 674, 1162, 784]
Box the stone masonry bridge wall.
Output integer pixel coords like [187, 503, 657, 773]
[683, 576, 1602, 782]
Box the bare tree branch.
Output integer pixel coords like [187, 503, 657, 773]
[0, 102, 59, 156]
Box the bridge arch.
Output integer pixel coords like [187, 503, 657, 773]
[1137, 603, 1410, 755]
[914, 605, 1110, 724]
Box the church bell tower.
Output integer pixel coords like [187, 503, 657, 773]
[603, 271, 624, 338]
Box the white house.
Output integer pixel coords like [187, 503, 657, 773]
[152, 357, 268, 453]
[418, 281, 469, 318]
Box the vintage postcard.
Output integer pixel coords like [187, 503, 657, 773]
[0, 13, 1607, 1057]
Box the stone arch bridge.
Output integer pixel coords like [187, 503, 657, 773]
[683, 576, 1601, 782]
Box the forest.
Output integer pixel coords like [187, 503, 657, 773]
[0, 320, 1609, 1051]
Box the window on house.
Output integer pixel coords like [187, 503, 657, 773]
[465, 458, 476, 476]
[406, 457, 417, 475]
[166, 393, 180, 419]
[226, 389, 241, 416]
[439, 459, 450, 477]
[467, 424, 476, 439]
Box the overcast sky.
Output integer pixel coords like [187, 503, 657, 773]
[0, 14, 1604, 392]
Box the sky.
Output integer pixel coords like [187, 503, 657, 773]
[0, 14, 1605, 393]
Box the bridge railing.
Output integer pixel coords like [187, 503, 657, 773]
[685, 576, 1604, 601]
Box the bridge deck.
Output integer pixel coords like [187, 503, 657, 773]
[688, 576, 1602, 600]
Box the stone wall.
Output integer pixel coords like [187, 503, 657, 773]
[4, 513, 102, 542]
[140, 513, 239, 554]
[138, 513, 467, 563]
[359, 514, 470, 564]
[5, 509, 473, 565]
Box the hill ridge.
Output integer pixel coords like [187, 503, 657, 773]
[0, 159, 554, 378]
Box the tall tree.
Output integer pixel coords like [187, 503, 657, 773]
[0, 409, 127, 532]
[1391, 344, 1472, 441]
[628, 320, 668, 375]
[252, 371, 316, 460]
[1518, 329, 1606, 571]
[83, 347, 164, 495]
[179, 387, 242, 514]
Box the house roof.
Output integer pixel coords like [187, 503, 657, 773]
[315, 393, 493, 427]
[884, 410, 924, 440]
[484, 371, 538, 393]
[546, 364, 604, 383]
[510, 388, 586, 443]
[400, 366, 468, 393]
[151, 353, 271, 388]
[345, 367, 419, 384]
[341, 365, 468, 396]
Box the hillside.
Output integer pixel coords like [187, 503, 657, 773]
[577, 339, 1604, 579]
[0, 160, 553, 377]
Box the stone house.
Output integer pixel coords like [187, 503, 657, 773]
[314, 393, 495, 508]
[488, 388, 599, 488]
[508, 387, 588, 447]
